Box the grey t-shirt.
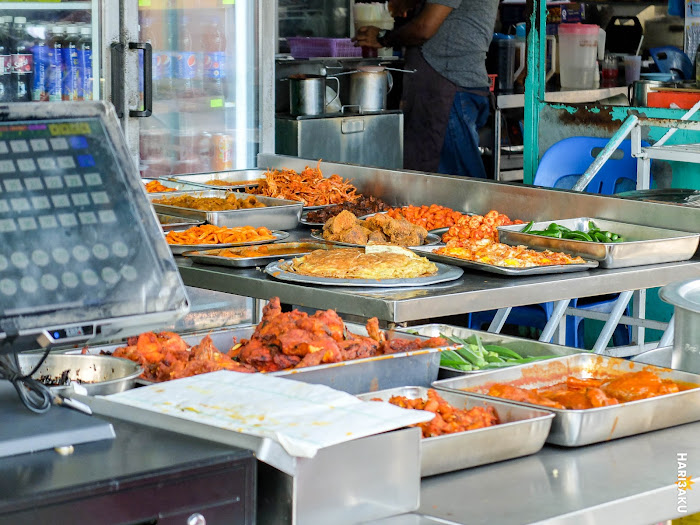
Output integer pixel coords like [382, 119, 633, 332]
[421, 0, 499, 89]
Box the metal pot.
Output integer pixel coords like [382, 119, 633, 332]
[348, 69, 393, 113]
[659, 279, 700, 373]
[288, 74, 339, 116]
[628, 79, 677, 107]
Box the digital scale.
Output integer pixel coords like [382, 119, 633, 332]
[0, 102, 189, 455]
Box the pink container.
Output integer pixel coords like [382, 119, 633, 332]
[558, 24, 601, 89]
[287, 37, 362, 58]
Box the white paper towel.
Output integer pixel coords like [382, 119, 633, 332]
[103, 370, 433, 458]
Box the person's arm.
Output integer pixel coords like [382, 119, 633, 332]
[353, 3, 453, 48]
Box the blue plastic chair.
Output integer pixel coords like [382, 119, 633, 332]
[649, 46, 693, 81]
[470, 137, 649, 348]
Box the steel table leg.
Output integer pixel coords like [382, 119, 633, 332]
[487, 307, 511, 333]
[539, 300, 570, 343]
[592, 290, 634, 354]
[493, 106, 502, 180]
[632, 289, 647, 350]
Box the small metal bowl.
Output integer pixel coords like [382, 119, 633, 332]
[18, 354, 143, 396]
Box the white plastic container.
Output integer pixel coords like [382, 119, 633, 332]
[558, 24, 600, 89]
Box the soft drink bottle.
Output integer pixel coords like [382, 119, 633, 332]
[202, 17, 226, 98]
[31, 23, 49, 101]
[175, 15, 202, 98]
[78, 26, 92, 100]
[62, 25, 80, 101]
[0, 17, 11, 102]
[10, 17, 32, 102]
[47, 24, 64, 102]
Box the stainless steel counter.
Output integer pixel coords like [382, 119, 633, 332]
[369, 420, 700, 524]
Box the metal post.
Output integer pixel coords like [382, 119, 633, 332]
[539, 300, 570, 343]
[572, 114, 639, 192]
[592, 290, 634, 354]
[487, 307, 512, 333]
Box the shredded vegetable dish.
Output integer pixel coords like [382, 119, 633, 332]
[165, 225, 275, 245]
[144, 180, 176, 193]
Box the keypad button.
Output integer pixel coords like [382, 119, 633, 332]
[20, 277, 38, 294]
[93, 244, 109, 260]
[11, 252, 29, 269]
[41, 274, 59, 291]
[52, 248, 70, 264]
[45, 176, 63, 189]
[39, 215, 58, 229]
[51, 195, 70, 208]
[31, 196, 51, 210]
[81, 269, 99, 286]
[71, 193, 90, 207]
[101, 267, 120, 284]
[0, 279, 17, 296]
[0, 219, 16, 232]
[25, 177, 44, 191]
[77, 154, 95, 168]
[37, 157, 58, 171]
[30, 138, 49, 152]
[69, 136, 88, 149]
[0, 141, 7, 154]
[121, 265, 138, 281]
[0, 255, 7, 271]
[17, 158, 36, 172]
[84, 173, 102, 186]
[0, 201, 7, 213]
[10, 198, 30, 212]
[99, 210, 117, 223]
[0, 160, 14, 173]
[91, 191, 109, 204]
[49, 137, 69, 150]
[65, 175, 83, 188]
[32, 250, 50, 267]
[9, 140, 29, 153]
[57, 156, 76, 169]
[58, 213, 78, 227]
[4, 179, 22, 192]
[61, 272, 79, 288]
[79, 211, 98, 225]
[73, 245, 90, 262]
[18, 217, 37, 231]
[112, 241, 129, 258]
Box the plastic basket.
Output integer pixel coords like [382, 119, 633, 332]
[287, 37, 362, 58]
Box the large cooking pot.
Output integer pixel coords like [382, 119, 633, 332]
[659, 279, 700, 373]
[288, 74, 339, 116]
[629, 79, 678, 107]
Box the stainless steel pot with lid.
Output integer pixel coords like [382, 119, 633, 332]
[335, 65, 415, 113]
[287, 74, 340, 116]
[659, 279, 700, 373]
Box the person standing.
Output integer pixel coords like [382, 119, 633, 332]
[354, 0, 499, 178]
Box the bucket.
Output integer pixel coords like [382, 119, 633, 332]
[558, 24, 600, 89]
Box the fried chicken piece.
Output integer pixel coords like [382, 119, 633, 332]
[337, 338, 379, 360]
[365, 317, 384, 342]
[368, 230, 388, 243]
[602, 371, 680, 402]
[365, 213, 392, 232]
[324, 210, 358, 235]
[339, 224, 369, 245]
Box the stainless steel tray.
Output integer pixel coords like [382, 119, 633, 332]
[412, 246, 599, 276]
[166, 169, 265, 190]
[497, 217, 700, 269]
[149, 190, 302, 230]
[157, 213, 204, 232]
[265, 260, 464, 288]
[182, 242, 336, 268]
[72, 323, 449, 395]
[143, 178, 203, 194]
[357, 386, 553, 477]
[310, 230, 442, 248]
[299, 210, 326, 227]
[433, 354, 700, 447]
[631, 346, 672, 368]
[167, 230, 288, 255]
[399, 324, 584, 378]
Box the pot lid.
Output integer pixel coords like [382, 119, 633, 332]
[357, 65, 385, 73]
[660, 279, 700, 314]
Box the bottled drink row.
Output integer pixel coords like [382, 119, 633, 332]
[140, 10, 227, 100]
[0, 16, 93, 103]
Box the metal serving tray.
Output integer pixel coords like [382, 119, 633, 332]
[157, 213, 204, 231]
[399, 324, 584, 378]
[433, 354, 700, 447]
[149, 190, 302, 230]
[357, 386, 554, 477]
[412, 246, 599, 276]
[182, 242, 336, 268]
[631, 346, 673, 368]
[166, 169, 265, 190]
[167, 230, 289, 255]
[310, 230, 442, 248]
[497, 217, 700, 269]
[143, 178, 203, 194]
[73, 323, 447, 395]
[265, 260, 464, 288]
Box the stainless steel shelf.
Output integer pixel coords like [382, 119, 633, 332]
[642, 143, 700, 163]
[497, 86, 629, 110]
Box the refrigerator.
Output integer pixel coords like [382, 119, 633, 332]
[2, 0, 275, 175]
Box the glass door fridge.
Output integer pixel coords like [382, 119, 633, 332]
[0, 0, 106, 104]
[116, 0, 275, 177]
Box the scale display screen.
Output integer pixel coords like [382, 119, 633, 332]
[0, 103, 188, 349]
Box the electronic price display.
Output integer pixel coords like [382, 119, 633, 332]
[0, 103, 188, 353]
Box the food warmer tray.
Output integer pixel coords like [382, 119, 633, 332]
[149, 190, 302, 231]
[264, 260, 464, 288]
[157, 213, 204, 231]
[165, 169, 265, 190]
[433, 354, 700, 447]
[71, 323, 449, 395]
[142, 178, 203, 194]
[398, 324, 584, 378]
[310, 230, 442, 248]
[497, 217, 700, 269]
[357, 386, 553, 477]
[411, 246, 599, 276]
[167, 230, 289, 255]
[182, 242, 336, 268]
